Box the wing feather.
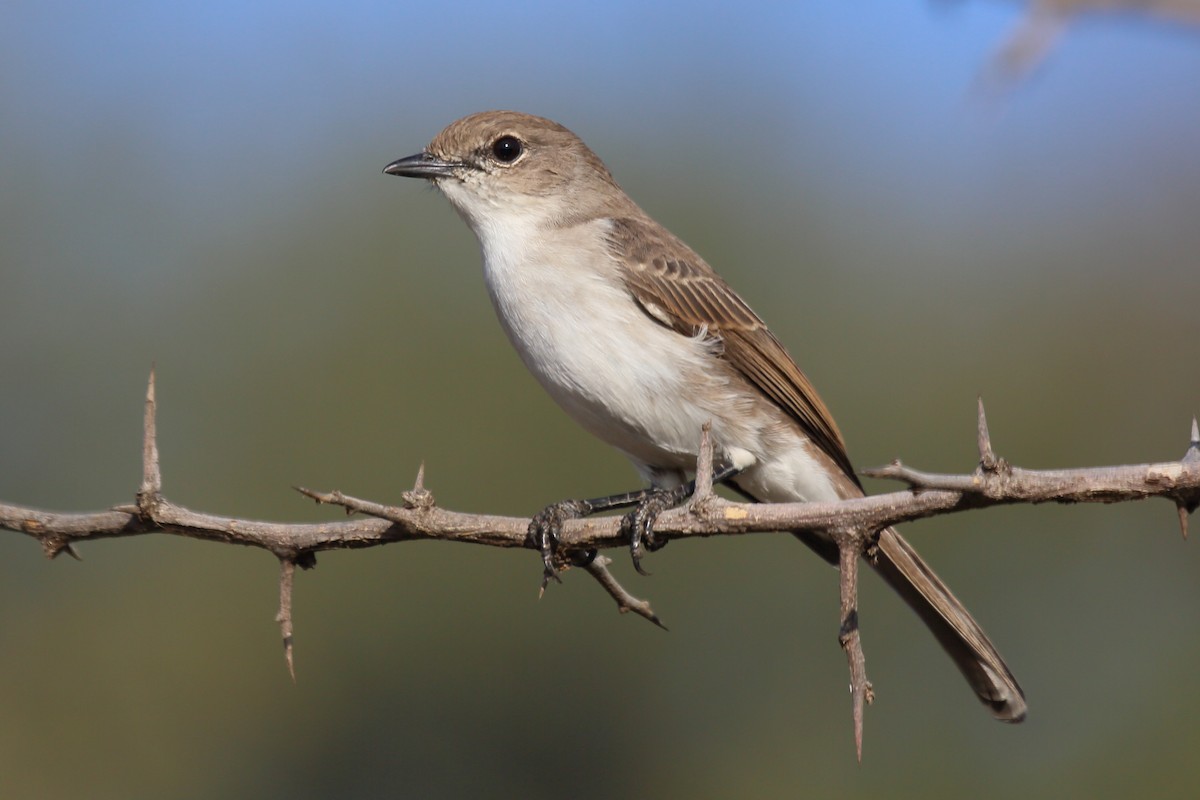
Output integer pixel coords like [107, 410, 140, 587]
[607, 216, 859, 484]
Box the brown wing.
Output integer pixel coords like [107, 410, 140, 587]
[607, 216, 860, 485]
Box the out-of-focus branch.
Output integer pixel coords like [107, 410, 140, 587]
[965, 0, 1200, 90]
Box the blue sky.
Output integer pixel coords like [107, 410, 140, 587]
[5, 1, 1198, 290]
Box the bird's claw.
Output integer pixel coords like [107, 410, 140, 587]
[527, 498, 593, 590]
[623, 486, 689, 575]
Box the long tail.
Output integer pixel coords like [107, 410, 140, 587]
[793, 527, 1026, 721]
[869, 527, 1026, 721]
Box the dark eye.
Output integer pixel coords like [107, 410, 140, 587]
[491, 135, 522, 163]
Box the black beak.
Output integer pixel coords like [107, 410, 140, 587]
[383, 152, 458, 179]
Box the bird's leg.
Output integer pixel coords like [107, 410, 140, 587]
[529, 463, 744, 585]
[625, 463, 743, 575]
[528, 490, 647, 588]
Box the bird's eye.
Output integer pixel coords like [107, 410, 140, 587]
[491, 135, 523, 163]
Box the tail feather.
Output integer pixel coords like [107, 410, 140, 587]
[870, 527, 1026, 721]
[790, 526, 1026, 721]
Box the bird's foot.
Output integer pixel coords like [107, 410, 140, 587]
[528, 498, 595, 591]
[622, 485, 693, 576]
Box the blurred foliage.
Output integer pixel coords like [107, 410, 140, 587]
[2, 2, 1199, 799]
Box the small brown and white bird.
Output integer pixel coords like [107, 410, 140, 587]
[384, 110, 1026, 722]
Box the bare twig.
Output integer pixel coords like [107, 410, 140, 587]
[2, 374, 1197, 756]
[9, 377, 1193, 561]
[582, 554, 667, 630]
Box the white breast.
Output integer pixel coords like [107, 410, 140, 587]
[475, 217, 720, 465]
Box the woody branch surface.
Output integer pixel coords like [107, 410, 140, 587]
[3, 376, 1197, 757]
[3, 382, 1198, 563]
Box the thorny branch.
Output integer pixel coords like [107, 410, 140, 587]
[2, 375, 1198, 756]
[835, 524, 872, 761]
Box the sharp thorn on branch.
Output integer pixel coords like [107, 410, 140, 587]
[40, 535, 83, 561]
[138, 367, 163, 508]
[402, 462, 435, 510]
[1185, 417, 1200, 463]
[834, 527, 871, 762]
[693, 421, 715, 501]
[1178, 503, 1190, 541]
[977, 396, 998, 472]
[277, 557, 297, 682]
[293, 486, 322, 503]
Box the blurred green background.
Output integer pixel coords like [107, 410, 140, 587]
[2, 2, 1199, 798]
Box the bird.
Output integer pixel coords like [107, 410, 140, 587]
[383, 110, 1026, 722]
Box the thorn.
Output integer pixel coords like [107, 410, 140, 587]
[835, 527, 871, 761]
[277, 557, 297, 682]
[1185, 418, 1200, 464]
[40, 534, 82, 561]
[294, 486, 322, 503]
[693, 421, 715, 500]
[138, 366, 162, 508]
[402, 462, 435, 510]
[1179, 503, 1189, 541]
[977, 396, 997, 471]
[281, 632, 296, 682]
[638, 608, 668, 631]
[854, 693, 864, 763]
